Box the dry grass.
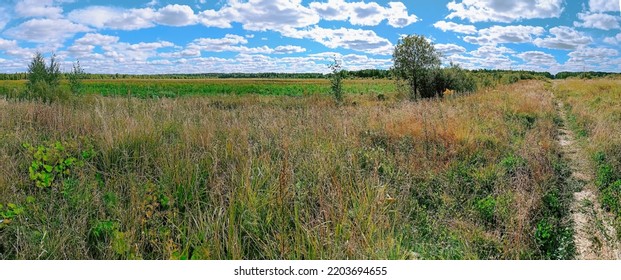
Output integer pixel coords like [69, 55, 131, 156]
[555, 78, 621, 241]
[0, 80, 571, 259]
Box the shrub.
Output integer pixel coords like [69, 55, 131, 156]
[328, 57, 344, 103]
[476, 195, 496, 224]
[68, 60, 86, 95]
[23, 142, 79, 189]
[24, 52, 67, 103]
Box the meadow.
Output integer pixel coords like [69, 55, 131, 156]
[0, 77, 583, 260]
[0, 78, 395, 98]
[554, 79, 621, 240]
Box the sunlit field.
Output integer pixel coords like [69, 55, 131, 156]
[555, 79, 621, 241]
[0, 79, 579, 259]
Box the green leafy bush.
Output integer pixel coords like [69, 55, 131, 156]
[476, 196, 496, 224]
[0, 203, 25, 229]
[23, 142, 78, 189]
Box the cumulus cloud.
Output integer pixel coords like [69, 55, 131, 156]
[464, 25, 545, 45]
[533, 26, 593, 50]
[574, 12, 620, 30]
[5, 18, 90, 46]
[282, 26, 393, 55]
[516, 51, 558, 65]
[155, 4, 198, 26]
[68, 6, 156, 30]
[435, 43, 467, 55]
[0, 7, 10, 31]
[15, 0, 63, 19]
[566, 47, 620, 68]
[569, 47, 619, 60]
[198, 0, 320, 32]
[74, 33, 120, 46]
[0, 38, 19, 50]
[446, 45, 516, 70]
[433, 21, 477, 34]
[603, 33, 621, 44]
[309, 0, 418, 28]
[446, 0, 564, 23]
[184, 34, 306, 55]
[589, 0, 620, 12]
[68, 4, 199, 30]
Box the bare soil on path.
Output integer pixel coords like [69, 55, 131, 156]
[553, 92, 620, 260]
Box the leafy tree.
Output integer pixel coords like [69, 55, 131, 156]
[68, 60, 85, 95]
[328, 56, 344, 103]
[432, 63, 477, 96]
[392, 35, 441, 100]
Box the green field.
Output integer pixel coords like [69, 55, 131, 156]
[0, 78, 585, 259]
[0, 78, 396, 98]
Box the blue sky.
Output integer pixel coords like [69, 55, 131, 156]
[0, 0, 620, 74]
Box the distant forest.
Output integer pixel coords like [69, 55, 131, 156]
[0, 69, 618, 80]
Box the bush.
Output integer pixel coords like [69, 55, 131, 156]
[69, 60, 85, 95]
[24, 52, 67, 103]
[432, 64, 477, 96]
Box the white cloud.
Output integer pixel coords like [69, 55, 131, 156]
[516, 51, 558, 65]
[433, 21, 477, 34]
[155, 4, 198, 26]
[4, 18, 90, 46]
[574, 12, 620, 30]
[199, 0, 319, 32]
[68, 6, 156, 30]
[464, 25, 545, 45]
[447, 0, 564, 23]
[101, 41, 175, 63]
[566, 47, 620, 68]
[74, 33, 120, 46]
[0, 38, 19, 50]
[0, 7, 11, 30]
[569, 47, 619, 60]
[309, 0, 418, 27]
[186, 34, 306, 55]
[445, 44, 518, 70]
[68, 5, 199, 30]
[282, 26, 393, 55]
[274, 45, 307, 54]
[533, 26, 593, 50]
[435, 43, 467, 55]
[603, 33, 621, 44]
[589, 0, 620, 12]
[15, 0, 63, 19]
[385, 2, 419, 28]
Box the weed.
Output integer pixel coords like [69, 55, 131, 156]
[23, 142, 79, 189]
[476, 196, 496, 225]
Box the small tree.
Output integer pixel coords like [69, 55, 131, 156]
[392, 35, 441, 100]
[26, 52, 48, 92]
[25, 52, 67, 102]
[68, 60, 85, 95]
[328, 56, 344, 103]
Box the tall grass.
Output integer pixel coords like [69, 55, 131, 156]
[555, 78, 621, 240]
[0, 80, 572, 259]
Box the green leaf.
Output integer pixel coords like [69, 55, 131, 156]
[44, 164, 53, 172]
[26, 196, 36, 204]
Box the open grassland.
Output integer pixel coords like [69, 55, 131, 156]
[554, 79, 621, 241]
[0, 80, 574, 259]
[0, 78, 396, 98]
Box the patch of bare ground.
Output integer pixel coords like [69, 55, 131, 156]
[555, 98, 621, 260]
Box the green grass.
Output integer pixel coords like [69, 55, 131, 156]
[0, 78, 396, 98]
[0, 79, 575, 259]
[555, 78, 621, 242]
